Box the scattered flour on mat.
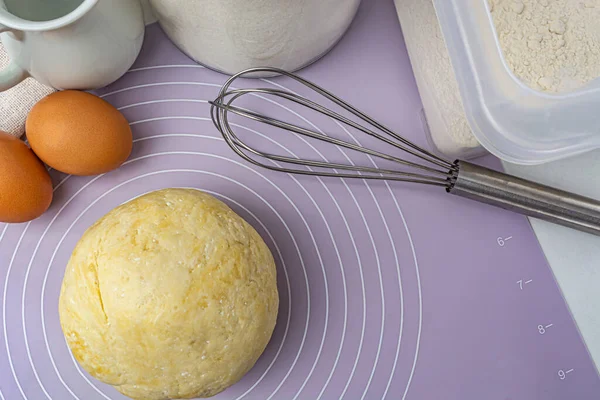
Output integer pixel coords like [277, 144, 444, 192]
[490, 0, 600, 93]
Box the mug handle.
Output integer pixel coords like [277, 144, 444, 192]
[0, 24, 28, 91]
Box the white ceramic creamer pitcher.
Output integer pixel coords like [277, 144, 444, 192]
[0, 0, 145, 91]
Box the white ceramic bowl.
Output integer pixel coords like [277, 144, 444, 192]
[150, 0, 361, 77]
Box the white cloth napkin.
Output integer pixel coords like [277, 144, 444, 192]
[0, 40, 55, 138]
[0, 0, 154, 139]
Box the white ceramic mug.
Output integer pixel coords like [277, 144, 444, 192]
[0, 0, 145, 91]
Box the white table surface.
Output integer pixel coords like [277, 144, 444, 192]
[505, 153, 600, 372]
[139, 0, 600, 373]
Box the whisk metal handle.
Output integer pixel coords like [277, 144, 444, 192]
[448, 161, 600, 236]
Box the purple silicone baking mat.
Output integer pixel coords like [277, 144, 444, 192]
[2, 1, 600, 399]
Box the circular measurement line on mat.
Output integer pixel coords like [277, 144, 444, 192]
[8, 152, 332, 398]
[118, 100, 376, 400]
[7, 148, 305, 399]
[21, 174, 99, 400]
[113, 78, 419, 400]
[124, 113, 385, 399]
[256, 80, 386, 400]
[4, 227, 37, 400]
[137, 129, 353, 399]
[31, 122, 316, 400]
[262, 77, 397, 400]
[38, 155, 310, 400]
[2, 111, 400, 400]
[138, 133, 326, 400]
[4, 115, 382, 400]
[0, 71, 424, 400]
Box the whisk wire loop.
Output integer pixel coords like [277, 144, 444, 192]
[210, 67, 456, 187]
[209, 67, 600, 236]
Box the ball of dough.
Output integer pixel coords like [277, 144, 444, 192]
[59, 188, 279, 399]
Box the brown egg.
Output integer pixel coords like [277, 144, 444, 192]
[26, 90, 133, 176]
[0, 131, 53, 223]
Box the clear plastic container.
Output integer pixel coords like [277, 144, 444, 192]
[433, 0, 600, 165]
[394, 0, 487, 162]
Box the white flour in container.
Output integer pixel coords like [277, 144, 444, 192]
[395, 0, 600, 159]
[490, 0, 600, 93]
[394, 0, 483, 159]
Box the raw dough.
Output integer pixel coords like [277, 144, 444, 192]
[59, 188, 279, 400]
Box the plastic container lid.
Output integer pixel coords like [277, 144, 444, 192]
[433, 0, 600, 165]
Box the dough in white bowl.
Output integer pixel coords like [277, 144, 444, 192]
[59, 188, 279, 399]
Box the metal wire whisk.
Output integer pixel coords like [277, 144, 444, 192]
[210, 67, 600, 236]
